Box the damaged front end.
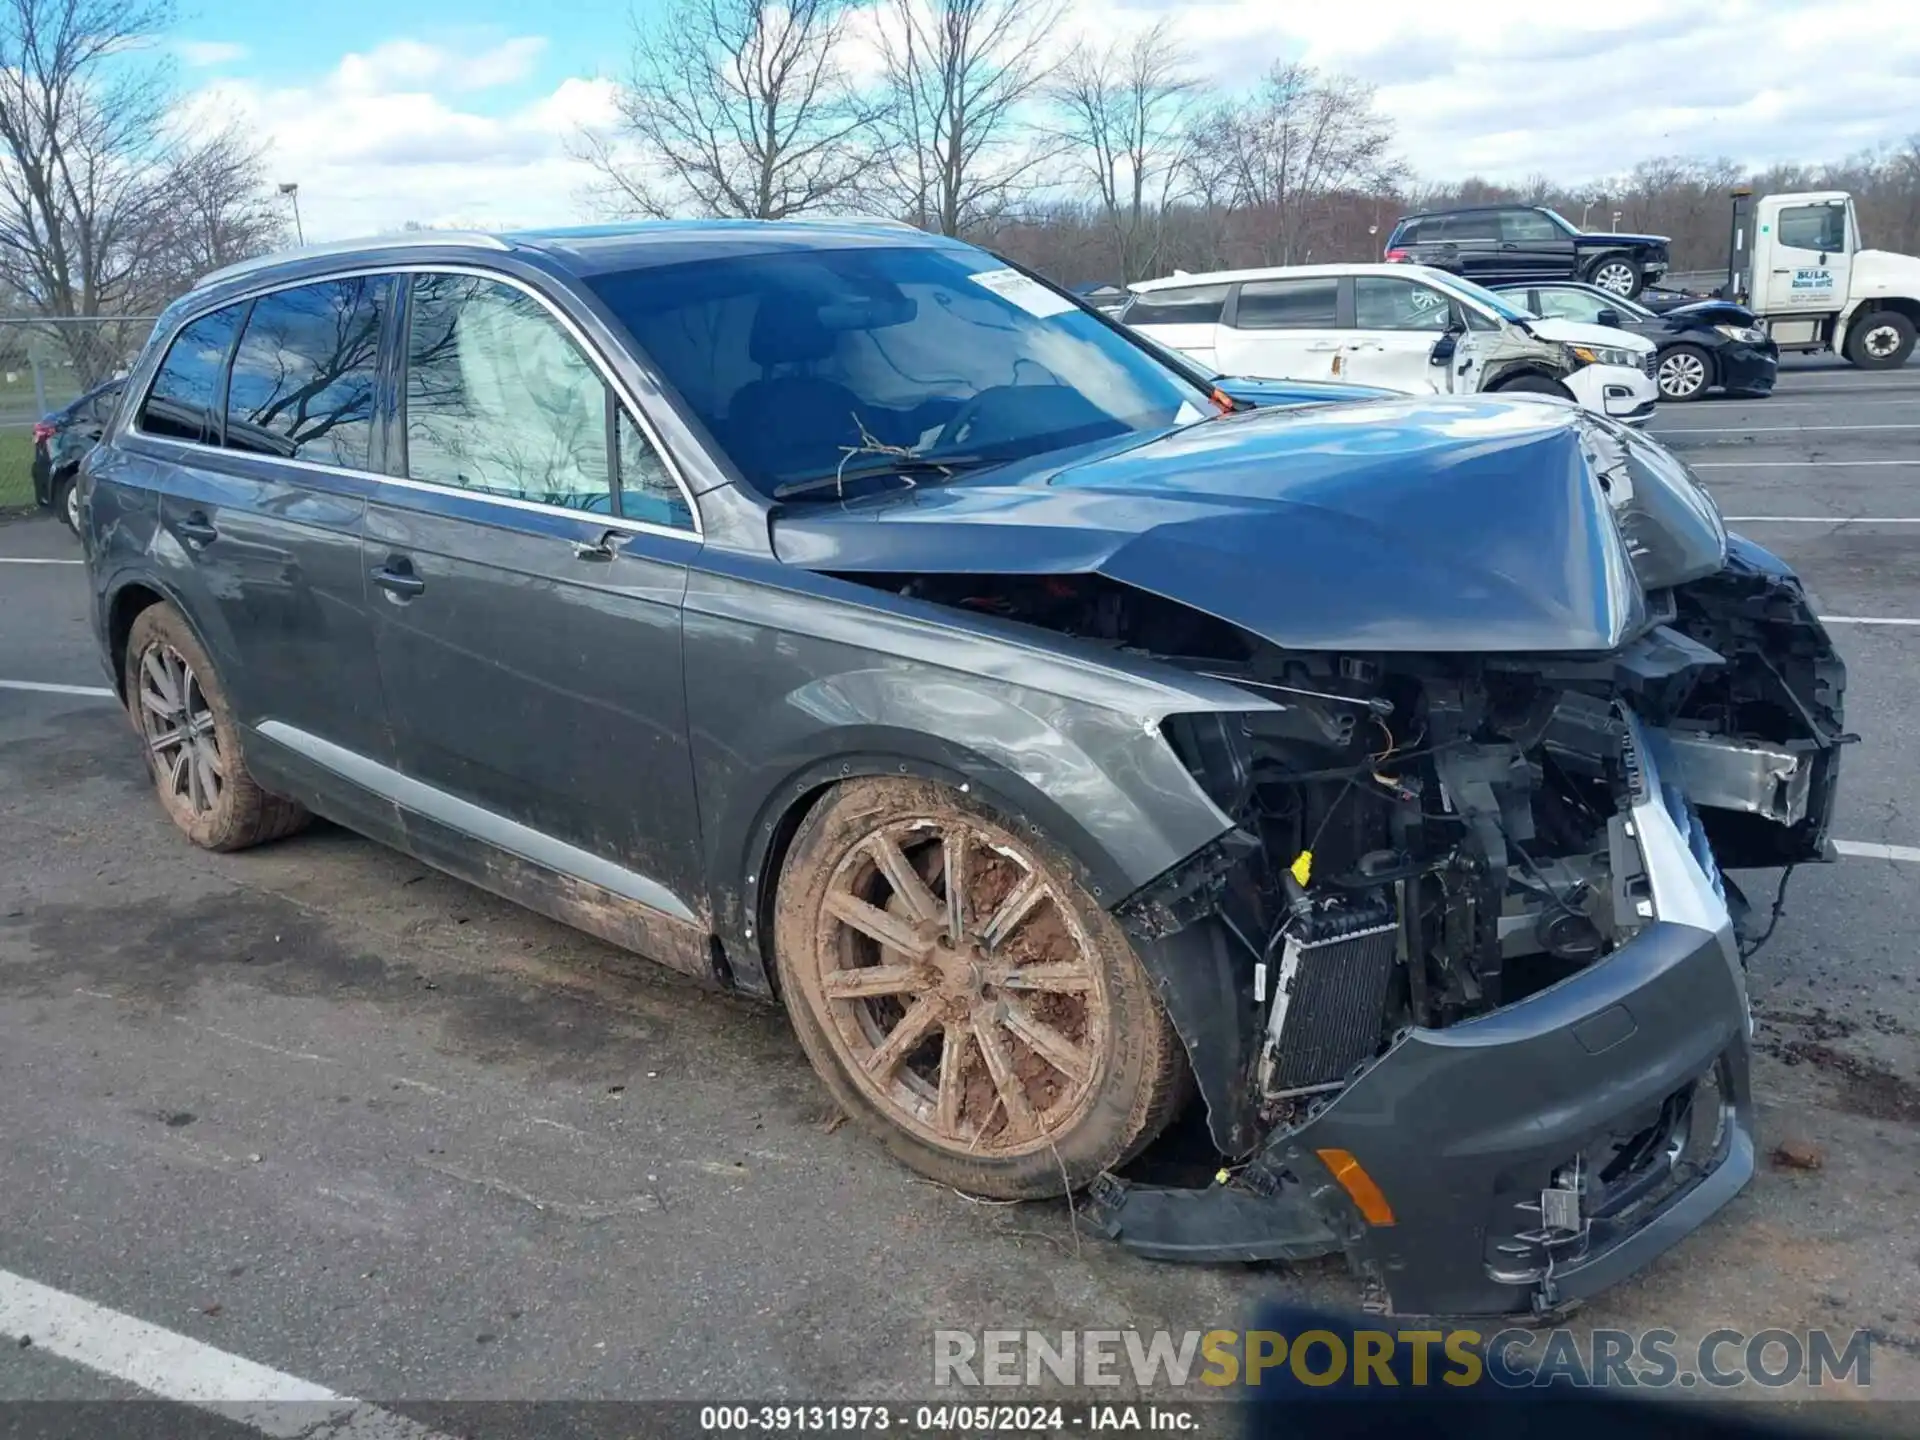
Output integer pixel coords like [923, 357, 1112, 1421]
[1076, 441, 1847, 1317]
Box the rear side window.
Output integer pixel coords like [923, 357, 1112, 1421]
[1234, 278, 1339, 330]
[1391, 218, 1428, 245]
[1777, 204, 1848, 254]
[137, 307, 245, 443]
[1442, 213, 1500, 242]
[224, 278, 389, 468]
[1501, 210, 1562, 243]
[1123, 284, 1230, 326]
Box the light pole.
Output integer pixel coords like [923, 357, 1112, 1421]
[278, 182, 305, 246]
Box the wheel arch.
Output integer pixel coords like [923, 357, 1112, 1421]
[1848, 297, 1920, 338]
[106, 575, 190, 703]
[1484, 361, 1574, 398]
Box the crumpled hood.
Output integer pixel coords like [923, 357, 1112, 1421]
[1527, 316, 1656, 352]
[774, 395, 1669, 654]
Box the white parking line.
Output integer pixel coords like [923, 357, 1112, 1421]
[1833, 840, 1920, 863]
[0, 557, 82, 565]
[1654, 423, 1920, 435]
[1690, 460, 1920, 468]
[0, 679, 114, 698]
[0, 1267, 456, 1439]
[1724, 516, 1920, 523]
[1820, 616, 1920, 626]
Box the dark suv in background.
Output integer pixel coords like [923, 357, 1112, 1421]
[1385, 204, 1670, 299]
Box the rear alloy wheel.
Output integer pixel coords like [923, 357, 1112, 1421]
[1590, 257, 1642, 298]
[53, 472, 80, 535]
[774, 778, 1188, 1199]
[1845, 310, 1916, 370]
[1657, 344, 1712, 401]
[124, 603, 309, 852]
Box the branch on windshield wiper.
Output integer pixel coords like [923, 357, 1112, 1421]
[773, 417, 997, 500]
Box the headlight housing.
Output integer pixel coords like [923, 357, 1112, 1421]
[1714, 323, 1769, 345]
[1566, 343, 1642, 370]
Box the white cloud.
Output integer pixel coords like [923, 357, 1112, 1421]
[333, 35, 549, 94]
[175, 40, 248, 66]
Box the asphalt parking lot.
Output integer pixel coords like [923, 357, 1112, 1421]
[2, 360, 1918, 1421]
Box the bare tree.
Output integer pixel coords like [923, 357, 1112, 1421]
[136, 125, 288, 303]
[872, 0, 1061, 237]
[581, 0, 882, 220]
[1047, 21, 1201, 282]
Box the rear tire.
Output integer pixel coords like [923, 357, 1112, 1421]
[123, 603, 309, 852]
[772, 777, 1189, 1200]
[52, 472, 80, 535]
[1589, 256, 1644, 299]
[1656, 344, 1713, 401]
[1845, 310, 1915, 370]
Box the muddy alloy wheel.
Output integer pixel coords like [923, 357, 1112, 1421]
[774, 778, 1189, 1199]
[123, 603, 309, 852]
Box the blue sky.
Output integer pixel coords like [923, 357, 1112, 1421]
[168, 0, 1919, 242]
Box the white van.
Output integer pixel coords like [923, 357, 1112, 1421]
[1122, 263, 1659, 424]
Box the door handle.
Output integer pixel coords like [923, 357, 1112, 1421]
[1306, 342, 1343, 352]
[1771, 268, 1792, 274]
[1349, 340, 1384, 351]
[176, 513, 218, 547]
[572, 531, 618, 562]
[370, 560, 426, 598]
[1499, 242, 1519, 250]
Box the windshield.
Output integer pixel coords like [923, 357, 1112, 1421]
[587, 245, 1211, 500]
[1425, 272, 1534, 325]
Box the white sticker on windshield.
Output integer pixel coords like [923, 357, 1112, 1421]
[969, 267, 1076, 318]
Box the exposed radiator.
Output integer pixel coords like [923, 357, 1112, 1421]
[1262, 917, 1399, 1094]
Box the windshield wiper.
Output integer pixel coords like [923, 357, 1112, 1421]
[772, 453, 998, 500]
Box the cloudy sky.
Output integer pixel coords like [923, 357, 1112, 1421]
[173, 0, 1919, 240]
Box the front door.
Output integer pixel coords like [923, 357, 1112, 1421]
[1500, 209, 1578, 281]
[1215, 276, 1345, 380]
[362, 271, 710, 962]
[1763, 201, 1852, 314]
[1340, 276, 1459, 393]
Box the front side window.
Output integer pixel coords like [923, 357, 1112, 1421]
[589, 246, 1209, 500]
[1501, 210, 1562, 244]
[138, 306, 245, 443]
[1353, 277, 1452, 331]
[1123, 284, 1231, 326]
[1234, 277, 1339, 330]
[1777, 204, 1848, 255]
[224, 278, 388, 468]
[404, 274, 614, 515]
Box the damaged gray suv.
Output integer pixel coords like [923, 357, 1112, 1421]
[80, 222, 1846, 1318]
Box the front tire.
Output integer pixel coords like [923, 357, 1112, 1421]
[772, 777, 1189, 1199]
[1494, 373, 1569, 398]
[1657, 343, 1713, 401]
[1589, 256, 1644, 298]
[123, 603, 309, 852]
[1845, 310, 1916, 370]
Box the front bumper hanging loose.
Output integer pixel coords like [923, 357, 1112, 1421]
[1084, 713, 1756, 1319]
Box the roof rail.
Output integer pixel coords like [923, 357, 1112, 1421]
[194, 232, 512, 290]
[778, 214, 921, 231]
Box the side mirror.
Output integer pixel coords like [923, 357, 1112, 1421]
[1430, 332, 1458, 364]
[1597, 307, 1623, 329]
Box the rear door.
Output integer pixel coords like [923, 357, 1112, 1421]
[360, 269, 710, 965]
[1213, 276, 1344, 380]
[1499, 209, 1578, 281]
[1763, 201, 1852, 314]
[1119, 284, 1231, 369]
[1341, 275, 1459, 394]
[1437, 212, 1502, 282]
[127, 279, 393, 826]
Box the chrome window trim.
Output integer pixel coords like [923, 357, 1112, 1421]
[129, 261, 705, 541]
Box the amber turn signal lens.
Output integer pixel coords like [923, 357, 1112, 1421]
[1316, 1147, 1396, 1226]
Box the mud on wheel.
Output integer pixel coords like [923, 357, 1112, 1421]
[123, 602, 309, 852]
[773, 778, 1189, 1199]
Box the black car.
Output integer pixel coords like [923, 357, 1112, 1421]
[33, 379, 123, 533]
[1494, 279, 1779, 402]
[1385, 204, 1670, 299]
[80, 222, 1845, 1318]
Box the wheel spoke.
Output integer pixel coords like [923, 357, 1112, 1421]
[999, 999, 1092, 1086]
[819, 963, 925, 999]
[935, 1022, 971, 1138]
[866, 833, 940, 924]
[979, 869, 1045, 951]
[863, 995, 942, 1080]
[991, 960, 1093, 994]
[142, 650, 179, 711]
[196, 738, 224, 783]
[167, 747, 191, 799]
[139, 688, 174, 718]
[823, 889, 934, 959]
[186, 748, 207, 812]
[148, 726, 186, 754]
[942, 824, 969, 944]
[971, 1004, 1039, 1141]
